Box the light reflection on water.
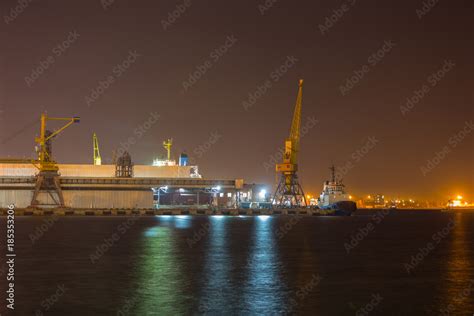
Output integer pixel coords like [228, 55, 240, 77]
[242, 215, 286, 314]
[136, 216, 288, 314]
[5, 213, 474, 315]
[438, 213, 474, 315]
[198, 216, 231, 313]
[154, 214, 193, 229]
[137, 225, 184, 315]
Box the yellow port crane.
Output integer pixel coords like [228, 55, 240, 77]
[32, 113, 80, 207]
[272, 79, 307, 207]
[0, 113, 80, 172]
[0, 113, 80, 207]
[163, 138, 172, 160]
[35, 113, 80, 172]
[93, 132, 102, 165]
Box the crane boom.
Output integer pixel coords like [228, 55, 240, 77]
[93, 133, 102, 165]
[35, 113, 80, 172]
[288, 79, 303, 164]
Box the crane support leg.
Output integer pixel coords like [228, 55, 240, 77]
[273, 173, 307, 207]
[30, 171, 65, 208]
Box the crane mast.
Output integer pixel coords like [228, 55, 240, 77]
[93, 133, 102, 165]
[273, 79, 307, 207]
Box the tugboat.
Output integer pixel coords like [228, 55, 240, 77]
[314, 166, 357, 216]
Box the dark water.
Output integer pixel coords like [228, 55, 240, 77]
[1, 211, 474, 315]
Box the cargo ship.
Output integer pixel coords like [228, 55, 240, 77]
[314, 166, 357, 216]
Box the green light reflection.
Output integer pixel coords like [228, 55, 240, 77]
[134, 226, 184, 315]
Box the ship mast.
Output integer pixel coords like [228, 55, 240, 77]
[330, 165, 336, 183]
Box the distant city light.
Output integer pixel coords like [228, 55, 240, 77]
[452, 200, 462, 207]
[259, 189, 267, 199]
[457, 195, 463, 200]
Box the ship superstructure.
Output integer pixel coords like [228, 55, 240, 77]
[317, 166, 356, 215]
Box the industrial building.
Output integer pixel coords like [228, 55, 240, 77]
[0, 162, 269, 210]
[0, 113, 270, 211]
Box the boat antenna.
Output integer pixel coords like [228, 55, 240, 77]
[330, 165, 336, 183]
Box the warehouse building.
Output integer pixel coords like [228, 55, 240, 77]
[0, 163, 267, 209]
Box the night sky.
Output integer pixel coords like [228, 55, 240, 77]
[0, 0, 472, 200]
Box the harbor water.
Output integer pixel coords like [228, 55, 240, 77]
[1, 211, 474, 315]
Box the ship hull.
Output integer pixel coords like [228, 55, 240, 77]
[315, 201, 357, 216]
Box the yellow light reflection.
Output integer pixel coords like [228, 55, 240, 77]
[438, 214, 473, 313]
